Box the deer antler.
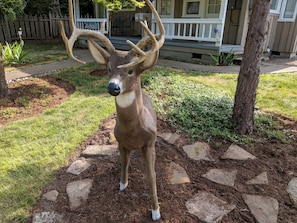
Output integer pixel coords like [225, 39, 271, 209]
[59, 0, 115, 64]
[118, 0, 165, 68]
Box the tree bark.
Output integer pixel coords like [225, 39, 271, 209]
[0, 53, 9, 98]
[232, 0, 271, 135]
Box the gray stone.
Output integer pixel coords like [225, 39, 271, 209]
[32, 212, 65, 223]
[82, 144, 118, 157]
[167, 162, 190, 184]
[242, 194, 278, 223]
[246, 172, 268, 185]
[158, 132, 180, 144]
[183, 142, 213, 161]
[186, 191, 235, 223]
[66, 178, 93, 211]
[42, 190, 59, 202]
[286, 177, 297, 207]
[202, 169, 237, 187]
[221, 144, 256, 160]
[66, 158, 91, 175]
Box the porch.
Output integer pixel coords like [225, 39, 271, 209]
[75, 17, 243, 63]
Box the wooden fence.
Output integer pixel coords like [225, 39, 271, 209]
[0, 13, 71, 43]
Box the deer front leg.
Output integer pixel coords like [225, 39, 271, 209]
[143, 146, 160, 221]
[119, 145, 131, 191]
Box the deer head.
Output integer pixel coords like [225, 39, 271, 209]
[60, 0, 165, 97]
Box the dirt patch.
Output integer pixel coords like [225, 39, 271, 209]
[2, 72, 296, 223]
[25, 114, 297, 223]
[0, 76, 74, 125]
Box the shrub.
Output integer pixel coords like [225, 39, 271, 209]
[209, 49, 237, 66]
[0, 40, 28, 65]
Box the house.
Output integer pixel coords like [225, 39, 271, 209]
[72, 0, 297, 62]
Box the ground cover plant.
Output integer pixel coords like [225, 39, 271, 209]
[0, 61, 296, 222]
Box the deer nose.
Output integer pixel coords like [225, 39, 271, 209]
[108, 82, 121, 96]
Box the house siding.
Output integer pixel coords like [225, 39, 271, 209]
[272, 17, 297, 57]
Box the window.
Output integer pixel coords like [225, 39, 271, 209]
[270, 0, 281, 14]
[208, 0, 221, 14]
[279, 0, 297, 21]
[157, 0, 174, 17]
[182, 0, 205, 17]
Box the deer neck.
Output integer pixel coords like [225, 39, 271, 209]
[115, 78, 144, 123]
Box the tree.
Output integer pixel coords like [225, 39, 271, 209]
[0, 0, 26, 98]
[232, 0, 271, 134]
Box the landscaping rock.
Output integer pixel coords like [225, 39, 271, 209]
[221, 144, 256, 160]
[182, 141, 213, 161]
[246, 171, 268, 185]
[42, 190, 59, 202]
[202, 169, 237, 187]
[66, 158, 91, 175]
[167, 161, 190, 184]
[242, 194, 278, 223]
[286, 177, 297, 207]
[158, 132, 180, 144]
[186, 191, 235, 223]
[82, 144, 118, 157]
[32, 211, 64, 223]
[66, 178, 93, 211]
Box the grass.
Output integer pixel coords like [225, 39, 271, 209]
[0, 50, 296, 222]
[186, 71, 297, 120]
[0, 63, 115, 222]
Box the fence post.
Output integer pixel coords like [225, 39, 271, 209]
[4, 16, 12, 42]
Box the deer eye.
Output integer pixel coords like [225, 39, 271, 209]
[127, 68, 134, 76]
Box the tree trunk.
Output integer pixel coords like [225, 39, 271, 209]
[0, 53, 9, 98]
[232, 0, 271, 135]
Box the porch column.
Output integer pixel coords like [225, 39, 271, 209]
[218, 0, 229, 47]
[73, 0, 80, 26]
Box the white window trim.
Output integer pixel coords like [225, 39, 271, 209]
[182, 0, 206, 18]
[279, 0, 297, 22]
[270, 0, 282, 14]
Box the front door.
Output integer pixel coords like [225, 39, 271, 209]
[223, 0, 242, 44]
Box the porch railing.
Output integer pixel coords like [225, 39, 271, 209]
[75, 18, 108, 34]
[74, 17, 223, 44]
[152, 18, 223, 43]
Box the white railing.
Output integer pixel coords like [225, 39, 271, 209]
[74, 17, 223, 44]
[152, 18, 223, 43]
[75, 18, 108, 34]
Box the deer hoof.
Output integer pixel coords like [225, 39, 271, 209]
[152, 208, 161, 221]
[119, 182, 128, 191]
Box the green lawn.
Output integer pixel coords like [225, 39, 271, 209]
[186, 71, 297, 120]
[0, 63, 115, 222]
[0, 62, 296, 222]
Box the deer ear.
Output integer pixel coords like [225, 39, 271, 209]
[139, 51, 159, 71]
[87, 39, 110, 65]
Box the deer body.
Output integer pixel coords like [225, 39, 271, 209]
[60, 0, 164, 220]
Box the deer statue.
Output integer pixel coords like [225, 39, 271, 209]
[60, 0, 165, 220]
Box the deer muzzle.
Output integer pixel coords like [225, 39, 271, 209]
[108, 82, 121, 96]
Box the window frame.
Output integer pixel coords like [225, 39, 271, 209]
[182, 0, 205, 18]
[278, 0, 297, 22]
[270, 0, 282, 14]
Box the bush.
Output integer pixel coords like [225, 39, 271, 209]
[0, 40, 28, 65]
[209, 49, 237, 66]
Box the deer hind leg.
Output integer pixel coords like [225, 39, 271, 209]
[142, 146, 160, 221]
[119, 145, 131, 191]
